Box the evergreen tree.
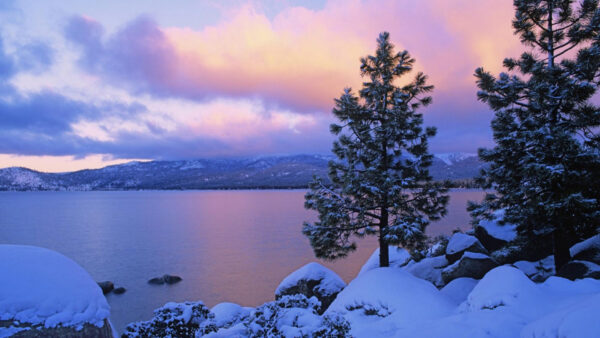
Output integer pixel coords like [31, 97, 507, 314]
[303, 32, 448, 267]
[470, 0, 600, 271]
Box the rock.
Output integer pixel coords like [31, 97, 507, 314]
[148, 277, 165, 285]
[113, 287, 126, 294]
[442, 252, 498, 284]
[513, 256, 555, 283]
[148, 274, 183, 285]
[490, 236, 553, 265]
[0, 245, 111, 337]
[276, 262, 346, 314]
[570, 234, 600, 265]
[97, 281, 114, 294]
[0, 319, 114, 338]
[164, 274, 182, 284]
[445, 233, 488, 264]
[404, 255, 449, 288]
[556, 260, 600, 280]
[473, 210, 517, 252]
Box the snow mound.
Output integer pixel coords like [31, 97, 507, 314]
[440, 278, 478, 304]
[477, 209, 517, 242]
[0, 245, 110, 329]
[404, 255, 449, 287]
[209, 303, 250, 328]
[358, 246, 411, 276]
[570, 234, 600, 263]
[326, 268, 454, 336]
[276, 262, 345, 297]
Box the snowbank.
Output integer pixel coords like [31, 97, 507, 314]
[325, 268, 455, 336]
[0, 245, 110, 330]
[358, 246, 411, 276]
[276, 262, 345, 298]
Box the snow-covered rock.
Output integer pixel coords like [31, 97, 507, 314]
[513, 255, 555, 282]
[445, 233, 487, 263]
[358, 246, 411, 276]
[570, 234, 600, 264]
[325, 268, 455, 337]
[557, 260, 600, 280]
[474, 209, 517, 251]
[209, 303, 251, 329]
[440, 277, 478, 305]
[0, 245, 112, 336]
[404, 255, 449, 287]
[441, 252, 498, 284]
[275, 262, 346, 314]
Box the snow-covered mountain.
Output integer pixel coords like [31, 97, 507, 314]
[0, 153, 484, 191]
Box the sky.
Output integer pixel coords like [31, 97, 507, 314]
[0, 0, 522, 172]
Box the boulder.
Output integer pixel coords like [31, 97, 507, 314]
[97, 281, 114, 294]
[445, 233, 487, 264]
[404, 255, 449, 287]
[556, 260, 600, 280]
[0, 245, 112, 337]
[570, 234, 600, 265]
[275, 262, 346, 314]
[513, 256, 555, 283]
[0, 319, 114, 338]
[442, 252, 498, 284]
[473, 210, 517, 252]
[113, 287, 126, 294]
[148, 274, 183, 285]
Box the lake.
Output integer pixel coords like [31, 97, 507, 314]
[0, 189, 484, 333]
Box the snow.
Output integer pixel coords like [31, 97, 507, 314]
[570, 233, 600, 257]
[0, 245, 110, 329]
[440, 278, 478, 304]
[404, 255, 448, 287]
[435, 152, 476, 165]
[275, 262, 346, 297]
[514, 255, 555, 281]
[358, 246, 411, 276]
[325, 268, 455, 337]
[446, 233, 479, 255]
[478, 209, 517, 242]
[209, 303, 250, 328]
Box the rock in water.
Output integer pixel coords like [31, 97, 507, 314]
[148, 277, 165, 285]
[97, 281, 114, 294]
[164, 274, 182, 284]
[276, 262, 346, 314]
[113, 287, 126, 294]
[148, 274, 183, 285]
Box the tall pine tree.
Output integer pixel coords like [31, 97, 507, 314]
[471, 0, 600, 271]
[303, 32, 448, 268]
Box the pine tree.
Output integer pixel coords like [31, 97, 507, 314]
[470, 0, 600, 271]
[303, 32, 448, 268]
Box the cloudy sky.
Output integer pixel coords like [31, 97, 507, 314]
[0, 0, 521, 172]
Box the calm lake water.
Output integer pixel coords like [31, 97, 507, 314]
[0, 189, 484, 333]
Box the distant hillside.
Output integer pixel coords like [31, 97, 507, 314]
[0, 153, 486, 191]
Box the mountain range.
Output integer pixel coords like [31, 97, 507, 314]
[0, 153, 485, 191]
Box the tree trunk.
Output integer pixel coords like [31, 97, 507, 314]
[553, 228, 571, 272]
[379, 209, 390, 267]
[379, 231, 389, 267]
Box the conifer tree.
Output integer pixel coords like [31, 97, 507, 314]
[471, 0, 600, 271]
[303, 32, 448, 267]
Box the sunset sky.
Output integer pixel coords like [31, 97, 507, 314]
[0, 0, 522, 172]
